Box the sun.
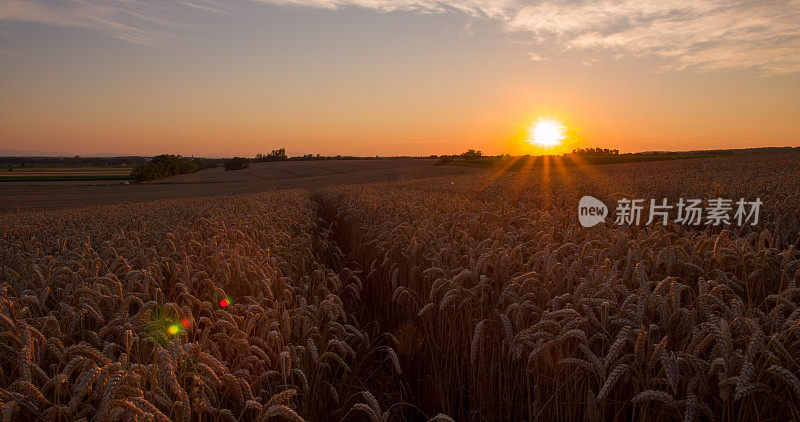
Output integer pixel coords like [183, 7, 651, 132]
[527, 119, 566, 147]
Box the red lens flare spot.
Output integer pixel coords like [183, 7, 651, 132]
[180, 318, 191, 328]
[220, 298, 229, 308]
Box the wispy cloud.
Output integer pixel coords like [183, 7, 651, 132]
[253, 0, 516, 18]
[2, 0, 799, 73]
[528, 52, 544, 61]
[506, 0, 800, 74]
[0, 0, 225, 45]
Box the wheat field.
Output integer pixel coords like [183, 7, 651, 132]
[2, 153, 800, 421]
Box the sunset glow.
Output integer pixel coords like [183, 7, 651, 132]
[528, 120, 566, 147]
[0, 1, 798, 156]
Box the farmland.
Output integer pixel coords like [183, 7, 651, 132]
[0, 167, 133, 182]
[2, 152, 800, 420]
[0, 159, 476, 212]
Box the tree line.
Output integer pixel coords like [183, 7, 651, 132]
[130, 155, 215, 181]
[570, 147, 619, 156]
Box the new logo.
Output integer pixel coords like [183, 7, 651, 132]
[578, 196, 608, 227]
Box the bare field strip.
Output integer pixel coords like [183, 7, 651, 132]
[152, 159, 443, 184]
[0, 172, 130, 176]
[2, 167, 134, 171]
[0, 167, 133, 183]
[0, 175, 131, 183]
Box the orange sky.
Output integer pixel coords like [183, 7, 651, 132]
[1, 1, 799, 156]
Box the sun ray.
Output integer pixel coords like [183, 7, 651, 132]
[480, 155, 524, 189]
[541, 154, 551, 209]
[551, 154, 576, 203]
[512, 155, 537, 200]
[564, 153, 615, 185]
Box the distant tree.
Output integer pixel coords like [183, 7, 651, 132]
[436, 156, 454, 165]
[130, 162, 163, 182]
[130, 154, 213, 181]
[255, 148, 288, 162]
[224, 157, 250, 171]
[289, 153, 326, 161]
[571, 148, 619, 156]
[461, 149, 483, 159]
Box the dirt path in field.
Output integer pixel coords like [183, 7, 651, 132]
[312, 191, 439, 420]
[0, 159, 479, 212]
